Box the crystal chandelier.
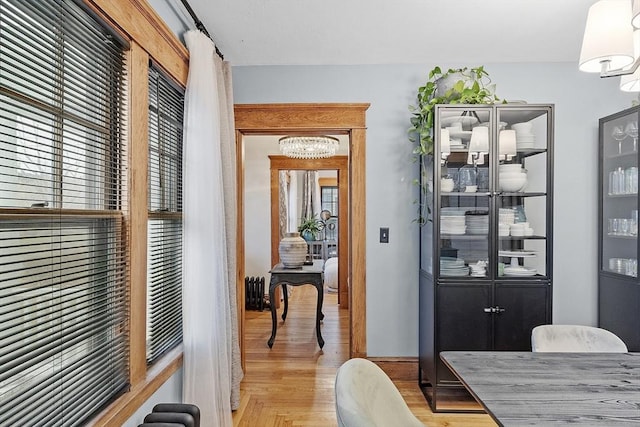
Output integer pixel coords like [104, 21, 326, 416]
[279, 136, 339, 159]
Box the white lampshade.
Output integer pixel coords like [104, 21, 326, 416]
[499, 130, 517, 160]
[579, 0, 635, 73]
[469, 126, 489, 152]
[468, 126, 489, 165]
[440, 128, 451, 158]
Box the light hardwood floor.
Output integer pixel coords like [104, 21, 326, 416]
[232, 285, 496, 426]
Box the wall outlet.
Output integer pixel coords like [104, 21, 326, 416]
[380, 227, 389, 243]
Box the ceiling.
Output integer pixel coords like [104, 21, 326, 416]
[179, 0, 595, 66]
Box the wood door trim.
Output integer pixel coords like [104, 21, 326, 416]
[268, 156, 348, 307]
[235, 103, 369, 362]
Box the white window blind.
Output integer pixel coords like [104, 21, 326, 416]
[0, 0, 128, 425]
[146, 64, 184, 365]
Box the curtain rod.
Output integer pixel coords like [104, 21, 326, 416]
[178, 0, 224, 60]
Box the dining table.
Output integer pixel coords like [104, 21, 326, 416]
[440, 351, 640, 426]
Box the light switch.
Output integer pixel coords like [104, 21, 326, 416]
[380, 227, 389, 243]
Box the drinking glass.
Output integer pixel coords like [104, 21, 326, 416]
[626, 121, 638, 151]
[612, 125, 626, 154]
[620, 218, 630, 235]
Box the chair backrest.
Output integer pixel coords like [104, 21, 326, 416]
[334, 358, 424, 427]
[531, 325, 628, 352]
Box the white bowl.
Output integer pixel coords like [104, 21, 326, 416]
[441, 178, 455, 192]
[499, 164, 524, 172]
[500, 177, 527, 192]
[499, 172, 526, 180]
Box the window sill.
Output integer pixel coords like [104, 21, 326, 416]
[89, 345, 183, 427]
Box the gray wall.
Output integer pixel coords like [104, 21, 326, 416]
[137, 2, 637, 422]
[232, 63, 635, 356]
[123, 367, 183, 426]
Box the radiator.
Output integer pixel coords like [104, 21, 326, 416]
[245, 276, 265, 311]
[138, 403, 200, 427]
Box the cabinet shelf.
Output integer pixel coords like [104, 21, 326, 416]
[440, 234, 487, 240]
[442, 192, 489, 197]
[606, 151, 637, 160]
[606, 233, 637, 239]
[499, 235, 546, 240]
[606, 192, 638, 198]
[498, 192, 546, 197]
[446, 148, 547, 164]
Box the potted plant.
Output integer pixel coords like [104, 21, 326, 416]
[298, 215, 322, 241]
[408, 66, 502, 156]
[408, 66, 503, 224]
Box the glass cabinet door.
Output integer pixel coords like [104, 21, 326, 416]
[601, 110, 638, 278]
[433, 105, 552, 280]
[435, 106, 492, 278]
[495, 106, 551, 280]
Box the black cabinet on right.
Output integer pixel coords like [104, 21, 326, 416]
[599, 106, 640, 351]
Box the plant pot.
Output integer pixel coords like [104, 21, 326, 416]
[278, 232, 307, 268]
[435, 72, 475, 99]
[301, 230, 316, 241]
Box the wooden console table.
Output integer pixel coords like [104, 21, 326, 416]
[267, 260, 325, 348]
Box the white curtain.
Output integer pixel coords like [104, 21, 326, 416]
[288, 171, 298, 232]
[301, 170, 321, 220]
[278, 170, 288, 239]
[182, 30, 242, 427]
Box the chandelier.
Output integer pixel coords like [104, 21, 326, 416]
[279, 136, 339, 159]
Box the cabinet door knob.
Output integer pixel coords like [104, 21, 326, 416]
[495, 306, 506, 313]
[483, 307, 495, 313]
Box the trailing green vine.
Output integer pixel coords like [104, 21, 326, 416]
[408, 66, 503, 224]
[408, 66, 502, 156]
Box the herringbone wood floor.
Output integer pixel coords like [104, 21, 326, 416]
[232, 285, 496, 426]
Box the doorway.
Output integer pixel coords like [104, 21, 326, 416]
[269, 156, 348, 306]
[234, 103, 369, 366]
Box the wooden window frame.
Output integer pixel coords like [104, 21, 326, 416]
[78, 1, 189, 425]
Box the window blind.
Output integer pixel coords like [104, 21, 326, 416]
[146, 65, 184, 365]
[0, 0, 128, 425]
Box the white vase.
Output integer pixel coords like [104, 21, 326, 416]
[278, 232, 307, 268]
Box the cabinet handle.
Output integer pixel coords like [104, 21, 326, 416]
[483, 306, 506, 314]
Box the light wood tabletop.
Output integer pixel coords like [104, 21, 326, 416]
[440, 351, 640, 426]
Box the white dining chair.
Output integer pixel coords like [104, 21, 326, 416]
[334, 358, 424, 427]
[531, 324, 628, 352]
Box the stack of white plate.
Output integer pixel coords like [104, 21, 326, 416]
[511, 122, 535, 149]
[465, 211, 489, 235]
[440, 257, 470, 276]
[503, 266, 537, 276]
[449, 137, 465, 150]
[499, 208, 515, 224]
[441, 210, 466, 234]
[498, 208, 515, 236]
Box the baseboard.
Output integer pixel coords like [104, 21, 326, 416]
[367, 357, 418, 382]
